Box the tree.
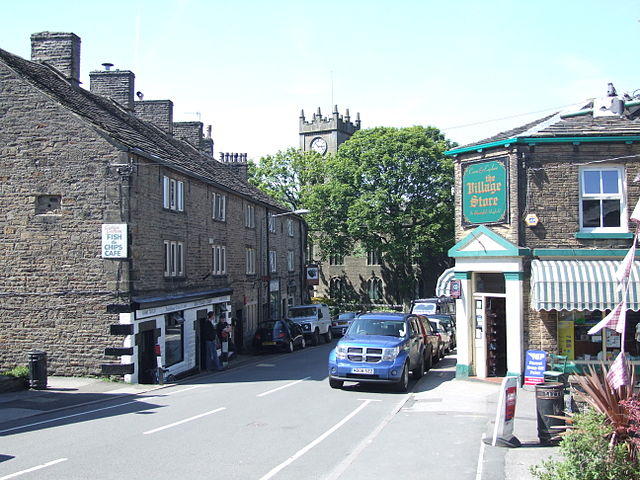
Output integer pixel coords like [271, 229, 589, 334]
[248, 148, 324, 211]
[302, 126, 455, 305]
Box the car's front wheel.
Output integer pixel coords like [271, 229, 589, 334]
[323, 328, 333, 343]
[412, 355, 424, 379]
[311, 329, 320, 346]
[329, 378, 343, 389]
[394, 364, 409, 392]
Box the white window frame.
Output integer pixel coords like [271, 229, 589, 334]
[212, 245, 226, 275]
[163, 176, 170, 209]
[163, 175, 184, 212]
[269, 250, 277, 273]
[246, 247, 256, 275]
[287, 219, 294, 237]
[244, 204, 255, 228]
[578, 165, 627, 233]
[367, 249, 381, 266]
[368, 278, 383, 301]
[164, 240, 185, 277]
[213, 193, 226, 221]
[268, 214, 276, 233]
[287, 250, 294, 271]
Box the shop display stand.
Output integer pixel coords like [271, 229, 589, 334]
[486, 310, 507, 377]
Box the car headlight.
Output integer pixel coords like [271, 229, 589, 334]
[382, 346, 400, 361]
[336, 345, 348, 360]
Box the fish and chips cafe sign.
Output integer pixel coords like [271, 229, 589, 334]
[102, 223, 127, 259]
[462, 158, 509, 226]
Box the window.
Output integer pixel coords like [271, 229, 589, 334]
[269, 250, 277, 273]
[163, 175, 184, 212]
[164, 240, 184, 277]
[368, 278, 383, 301]
[329, 254, 344, 266]
[367, 249, 381, 266]
[287, 250, 294, 271]
[287, 219, 294, 237]
[329, 277, 344, 298]
[579, 166, 626, 232]
[212, 245, 226, 275]
[244, 203, 255, 228]
[165, 312, 184, 366]
[213, 193, 226, 221]
[268, 214, 276, 233]
[246, 247, 256, 275]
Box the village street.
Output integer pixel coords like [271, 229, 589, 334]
[0, 343, 523, 480]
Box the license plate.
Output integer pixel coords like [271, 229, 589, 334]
[262, 341, 276, 346]
[351, 367, 374, 374]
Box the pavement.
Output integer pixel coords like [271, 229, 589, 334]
[0, 353, 560, 479]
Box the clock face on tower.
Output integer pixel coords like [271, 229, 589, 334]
[310, 137, 328, 155]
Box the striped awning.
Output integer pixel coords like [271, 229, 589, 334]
[530, 259, 640, 311]
[435, 267, 455, 297]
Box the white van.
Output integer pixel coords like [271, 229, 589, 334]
[411, 297, 455, 316]
[287, 304, 332, 345]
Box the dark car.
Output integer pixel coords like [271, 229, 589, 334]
[253, 319, 306, 353]
[429, 319, 453, 355]
[415, 315, 441, 367]
[427, 314, 456, 350]
[328, 312, 427, 392]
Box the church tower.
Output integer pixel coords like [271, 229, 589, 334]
[299, 105, 361, 155]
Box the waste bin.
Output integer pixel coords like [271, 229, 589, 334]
[535, 382, 565, 445]
[28, 350, 47, 390]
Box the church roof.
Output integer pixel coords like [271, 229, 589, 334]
[0, 46, 286, 211]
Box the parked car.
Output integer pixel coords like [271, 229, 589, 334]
[428, 314, 456, 348]
[328, 312, 427, 392]
[415, 315, 440, 367]
[331, 312, 360, 337]
[288, 304, 332, 345]
[429, 318, 454, 353]
[253, 319, 306, 353]
[411, 297, 455, 315]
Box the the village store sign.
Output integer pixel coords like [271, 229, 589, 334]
[462, 158, 509, 225]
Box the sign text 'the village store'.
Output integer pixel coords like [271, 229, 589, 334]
[462, 158, 509, 225]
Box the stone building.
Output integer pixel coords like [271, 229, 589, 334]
[0, 32, 307, 383]
[444, 86, 640, 379]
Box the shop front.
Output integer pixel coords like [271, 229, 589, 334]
[530, 258, 640, 371]
[448, 226, 528, 379]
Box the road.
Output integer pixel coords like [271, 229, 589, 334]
[0, 341, 503, 480]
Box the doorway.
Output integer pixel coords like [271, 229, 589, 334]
[138, 328, 157, 384]
[486, 297, 507, 377]
[196, 309, 208, 371]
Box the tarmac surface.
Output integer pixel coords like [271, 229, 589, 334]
[0, 353, 559, 479]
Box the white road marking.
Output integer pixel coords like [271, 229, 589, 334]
[259, 399, 373, 480]
[0, 400, 140, 434]
[256, 363, 276, 367]
[142, 407, 226, 435]
[326, 394, 410, 480]
[161, 385, 203, 395]
[0, 458, 67, 479]
[476, 434, 487, 480]
[257, 377, 310, 397]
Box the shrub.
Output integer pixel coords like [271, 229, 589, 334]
[531, 409, 640, 480]
[6, 366, 29, 378]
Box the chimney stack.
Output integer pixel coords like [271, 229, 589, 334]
[134, 99, 174, 134]
[31, 32, 81, 86]
[89, 64, 135, 111]
[219, 152, 248, 179]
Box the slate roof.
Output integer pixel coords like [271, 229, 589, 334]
[0, 47, 287, 211]
[456, 103, 640, 151]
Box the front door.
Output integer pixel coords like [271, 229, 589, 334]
[196, 309, 208, 371]
[138, 329, 157, 384]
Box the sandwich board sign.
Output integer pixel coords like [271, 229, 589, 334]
[486, 375, 521, 447]
[524, 350, 547, 386]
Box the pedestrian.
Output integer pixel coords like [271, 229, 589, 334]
[217, 315, 232, 364]
[204, 311, 222, 371]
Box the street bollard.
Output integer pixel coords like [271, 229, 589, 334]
[28, 350, 48, 390]
[535, 382, 565, 445]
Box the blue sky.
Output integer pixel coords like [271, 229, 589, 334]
[2, 0, 639, 159]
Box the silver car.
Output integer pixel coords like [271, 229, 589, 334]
[330, 312, 359, 337]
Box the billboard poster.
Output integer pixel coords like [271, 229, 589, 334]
[557, 320, 575, 359]
[461, 158, 509, 226]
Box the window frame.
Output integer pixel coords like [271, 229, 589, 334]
[163, 240, 185, 277]
[163, 175, 185, 212]
[164, 312, 184, 367]
[212, 245, 227, 275]
[244, 203, 255, 228]
[287, 219, 294, 237]
[367, 277, 383, 301]
[578, 165, 627, 233]
[212, 193, 226, 221]
[246, 247, 256, 275]
[269, 250, 277, 273]
[367, 249, 381, 266]
[287, 250, 294, 272]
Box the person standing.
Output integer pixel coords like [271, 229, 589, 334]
[204, 311, 222, 371]
[217, 315, 232, 365]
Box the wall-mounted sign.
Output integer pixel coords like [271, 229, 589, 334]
[524, 213, 539, 227]
[462, 158, 509, 226]
[306, 264, 319, 285]
[450, 280, 461, 299]
[101, 223, 127, 259]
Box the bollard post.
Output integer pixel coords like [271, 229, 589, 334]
[28, 350, 48, 390]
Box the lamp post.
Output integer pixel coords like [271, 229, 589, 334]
[264, 209, 309, 322]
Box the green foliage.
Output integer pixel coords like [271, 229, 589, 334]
[6, 365, 29, 378]
[531, 409, 640, 480]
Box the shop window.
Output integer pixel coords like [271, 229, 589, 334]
[474, 273, 505, 294]
[165, 312, 184, 367]
[579, 166, 626, 232]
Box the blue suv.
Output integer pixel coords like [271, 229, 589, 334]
[327, 312, 427, 392]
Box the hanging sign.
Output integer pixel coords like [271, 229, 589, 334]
[306, 264, 319, 285]
[101, 224, 127, 259]
[449, 280, 461, 299]
[462, 158, 509, 226]
[524, 350, 547, 386]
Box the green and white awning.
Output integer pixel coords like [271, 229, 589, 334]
[530, 260, 640, 311]
[435, 267, 455, 297]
